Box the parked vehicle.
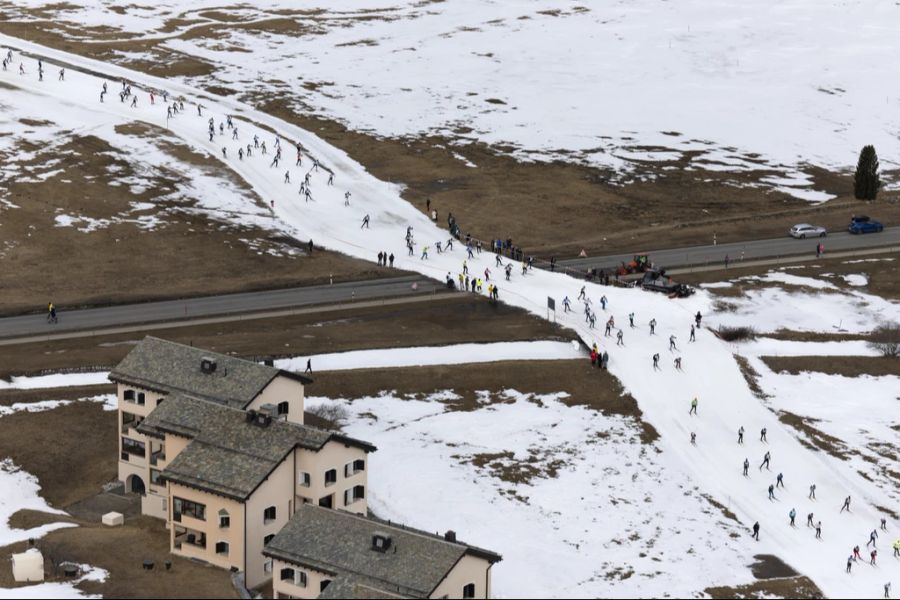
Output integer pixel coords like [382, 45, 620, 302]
[848, 215, 884, 234]
[790, 224, 827, 239]
[641, 268, 695, 298]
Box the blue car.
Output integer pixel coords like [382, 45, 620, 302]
[848, 215, 884, 234]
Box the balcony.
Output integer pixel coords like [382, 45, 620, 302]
[150, 449, 166, 466]
[173, 526, 207, 553]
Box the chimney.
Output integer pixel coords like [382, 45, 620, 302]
[200, 357, 217, 374]
[444, 530, 457, 543]
[371, 533, 392, 553]
[245, 409, 257, 423]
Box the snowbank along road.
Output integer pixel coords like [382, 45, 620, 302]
[0, 34, 896, 598]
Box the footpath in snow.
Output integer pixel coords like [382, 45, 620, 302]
[0, 38, 896, 598]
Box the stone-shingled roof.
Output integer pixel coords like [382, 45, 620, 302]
[109, 336, 310, 409]
[264, 504, 501, 598]
[138, 394, 375, 500]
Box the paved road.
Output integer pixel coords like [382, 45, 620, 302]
[1, 230, 897, 340]
[553, 227, 900, 274]
[0, 275, 441, 340]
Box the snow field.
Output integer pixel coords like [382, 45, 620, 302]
[308, 391, 755, 598]
[7, 1, 899, 197]
[0, 39, 897, 597]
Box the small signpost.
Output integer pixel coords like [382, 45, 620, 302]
[547, 296, 555, 322]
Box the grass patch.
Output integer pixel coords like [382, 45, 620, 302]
[759, 355, 900, 378]
[777, 411, 851, 460]
[717, 326, 757, 342]
[733, 355, 768, 400]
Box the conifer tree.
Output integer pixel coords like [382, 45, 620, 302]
[854, 145, 880, 200]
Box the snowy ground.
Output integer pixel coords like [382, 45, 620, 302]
[711, 271, 898, 334]
[276, 340, 584, 372]
[0, 82, 300, 259]
[2, 562, 106, 599]
[0, 38, 897, 598]
[5, 1, 900, 198]
[308, 391, 756, 598]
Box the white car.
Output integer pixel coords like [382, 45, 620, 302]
[790, 224, 827, 239]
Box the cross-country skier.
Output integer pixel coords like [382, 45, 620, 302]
[361, 214, 370, 229]
[738, 426, 744, 444]
[841, 496, 851, 513]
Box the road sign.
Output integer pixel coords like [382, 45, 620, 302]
[547, 297, 555, 310]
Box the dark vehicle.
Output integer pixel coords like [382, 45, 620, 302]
[848, 215, 884, 234]
[641, 268, 695, 298]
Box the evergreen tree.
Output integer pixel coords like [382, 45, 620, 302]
[854, 145, 880, 200]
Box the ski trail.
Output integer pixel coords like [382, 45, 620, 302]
[1, 35, 895, 598]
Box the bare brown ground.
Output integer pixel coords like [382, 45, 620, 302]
[2, 14, 898, 261]
[268, 110, 900, 256]
[680, 250, 900, 301]
[0, 295, 574, 377]
[310, 359, 657, 443]
[705, 576, 823, 599]
[760, 355, 900, 378]
[703, 554, 823, 597]
[0, 516, 239, 598]
[0, 124, 389, 317]
[0, 400, 116, 507]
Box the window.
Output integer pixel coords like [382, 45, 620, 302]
[263, 506, 276, 524]
[295, 571, 308, 587]
[277, 401, 289, 415]
[463, 583, 476, 599]
[121, 437, 146, 457]
[122, 412, 137, 428]
[264, 534, 275, 545]
[343, 485, 365, 506]
[219, 509, 230, 528]
[324, 469, 337, 486]
[345, 459, 365, 477]
[123, 389, 135, 402]
[298, 471, 310, 487]
[137, 392, 146, 406]
[320, 580, 332, 592]
[318, 495, 333, 509]
[280, 567, 295, 582]
[173, 497, 206, 522]
[264, 559, 272, 574]
[215, 541, 229, 556]
[150, 469, 163, 486]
